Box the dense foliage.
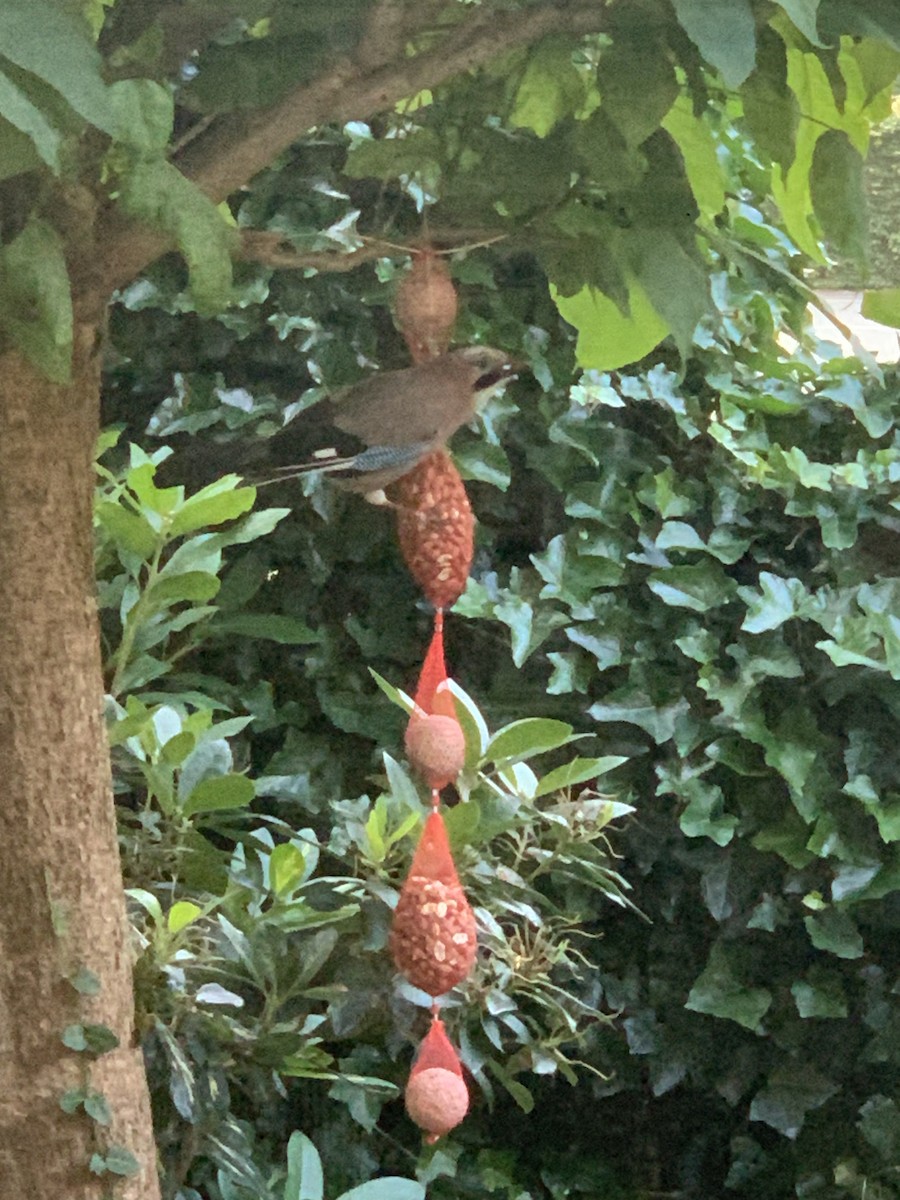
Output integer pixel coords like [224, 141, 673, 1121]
[99, 139, 900, 1200]
[4, 0, 900, 1197]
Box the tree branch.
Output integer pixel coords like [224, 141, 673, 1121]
[237, 229, 509, 271]
[98, 1, 606, 295]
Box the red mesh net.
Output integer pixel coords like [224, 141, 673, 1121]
[408, 810, 458, 885]
[410, 1015, 463, 1079]
[412, 621, 456, 719]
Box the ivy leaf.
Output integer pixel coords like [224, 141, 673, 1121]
[791, 968, 848, 1018]
[740, 572, 808, 633]
[97, 1145, 141, 1177]
[858, 1096, 900, 1161]
[749, 1063, 838, 1139]
[647, 564, 737, 612]
[804, 909, 864, 958]
[686, 942, 772, 1031]
[83, 1092, 112, 1126]
[590, 689, 689, 745]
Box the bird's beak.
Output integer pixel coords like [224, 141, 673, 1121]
[474, 358, 520, 392]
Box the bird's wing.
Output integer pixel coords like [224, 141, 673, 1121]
[330, 358, 469, 446]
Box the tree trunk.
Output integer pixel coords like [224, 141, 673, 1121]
[0, 318, 161, 1199]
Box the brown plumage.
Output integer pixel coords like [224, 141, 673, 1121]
[254, 345, 516, 496]
[156, 346, 516, 499]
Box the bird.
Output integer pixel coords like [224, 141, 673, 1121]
[156, 346, 517, 502]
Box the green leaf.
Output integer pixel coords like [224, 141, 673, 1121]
[749, 1063, 837, 1139]
[167, 901, 201, 933]
[810, 129, 868, 261]
[369, 669, 414, 714]
[337, 1182, 425, 1200]
[510, 36, 585, 137]
[285, 1131, 324, 1200]
[97, 1144, 141, 1177]
[150, 572, 221, 604]
[344, 128, 441, 181]
[59, 1087, 85, 1114]
[773, 0, 824, 45]
[0, 67, 61, 171]
[740, 572, 807, 633]
[265, 902, 358, 932]
[182, 773, 255, 817]
[550, 278, 669, 371]
[595, 26, 678, 149]
[0, 118, 42, 181]
[662, 95, 726, 220]
[804, 909, 864, 958]
[83, 1091, 112, 1126]
[686, 942, 772, 1031]
[672, 0, 757, 88]
[589, 690, 689, 745]
[533, 755, 627, 797]
[861, 287, 900, 328]
[95, 501, 158, 558]
[0, 218, 73, 381]
[125, 887, 163, 923]
[211, 613, 319, 644]
[109, 79, 174, 151]
[454, 441, 511, 490]
[169, 484, 256, 536]
[0, 0, 116, 135]
[858, 1096, 900, 1161]
[63, 1023, 120, 1055]
[487, 1061, 535, 1112]
[116, 155, 235, 313]
[69, 966, 101, 996]
[678, 779, 738, 846]
[486, 718, 576, 765]
[624, 228, 709, 363]
[647, 564, 736, 612]
[271, 844, 306, 896]
[791, 968, 848, 1018]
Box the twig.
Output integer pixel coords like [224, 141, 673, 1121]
[236, 228, 510, 270]
[96, 2, 607, 295]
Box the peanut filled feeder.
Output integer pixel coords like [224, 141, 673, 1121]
[386, 248, 485, 1140]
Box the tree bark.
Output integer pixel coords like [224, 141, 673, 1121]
[0, 318, 161, 1199]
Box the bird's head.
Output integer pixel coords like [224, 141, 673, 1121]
[452, 345, 519, 401]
